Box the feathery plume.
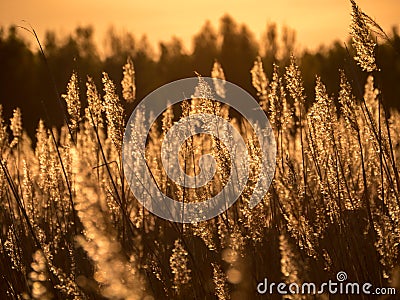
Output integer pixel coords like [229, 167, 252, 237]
[339, 70, 359, 132]
[62, 71, 81, 132]
[250, 56, 268, 110]
[285, 55, 306, 119]
[85, 76, 103, 128]
[350, 0, 377, 72]
[10, 107, 22, 148]
[102, 72, 124, 152]
[122, 57, 136, 103]
[211, 60, 226, 98]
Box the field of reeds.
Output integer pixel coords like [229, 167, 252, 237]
[0, 1, 399, 299]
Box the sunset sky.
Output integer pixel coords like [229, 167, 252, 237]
[1, 0, 399, 54]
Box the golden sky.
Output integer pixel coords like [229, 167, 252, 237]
[1, 0, 399, 54]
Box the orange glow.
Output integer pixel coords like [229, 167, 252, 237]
[1, 0, 399, 52]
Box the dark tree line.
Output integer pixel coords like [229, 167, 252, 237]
[1, 15, 400, 139]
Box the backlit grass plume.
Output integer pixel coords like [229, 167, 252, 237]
[350, 0, 377, 72]
[0, 2, 399, 298]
